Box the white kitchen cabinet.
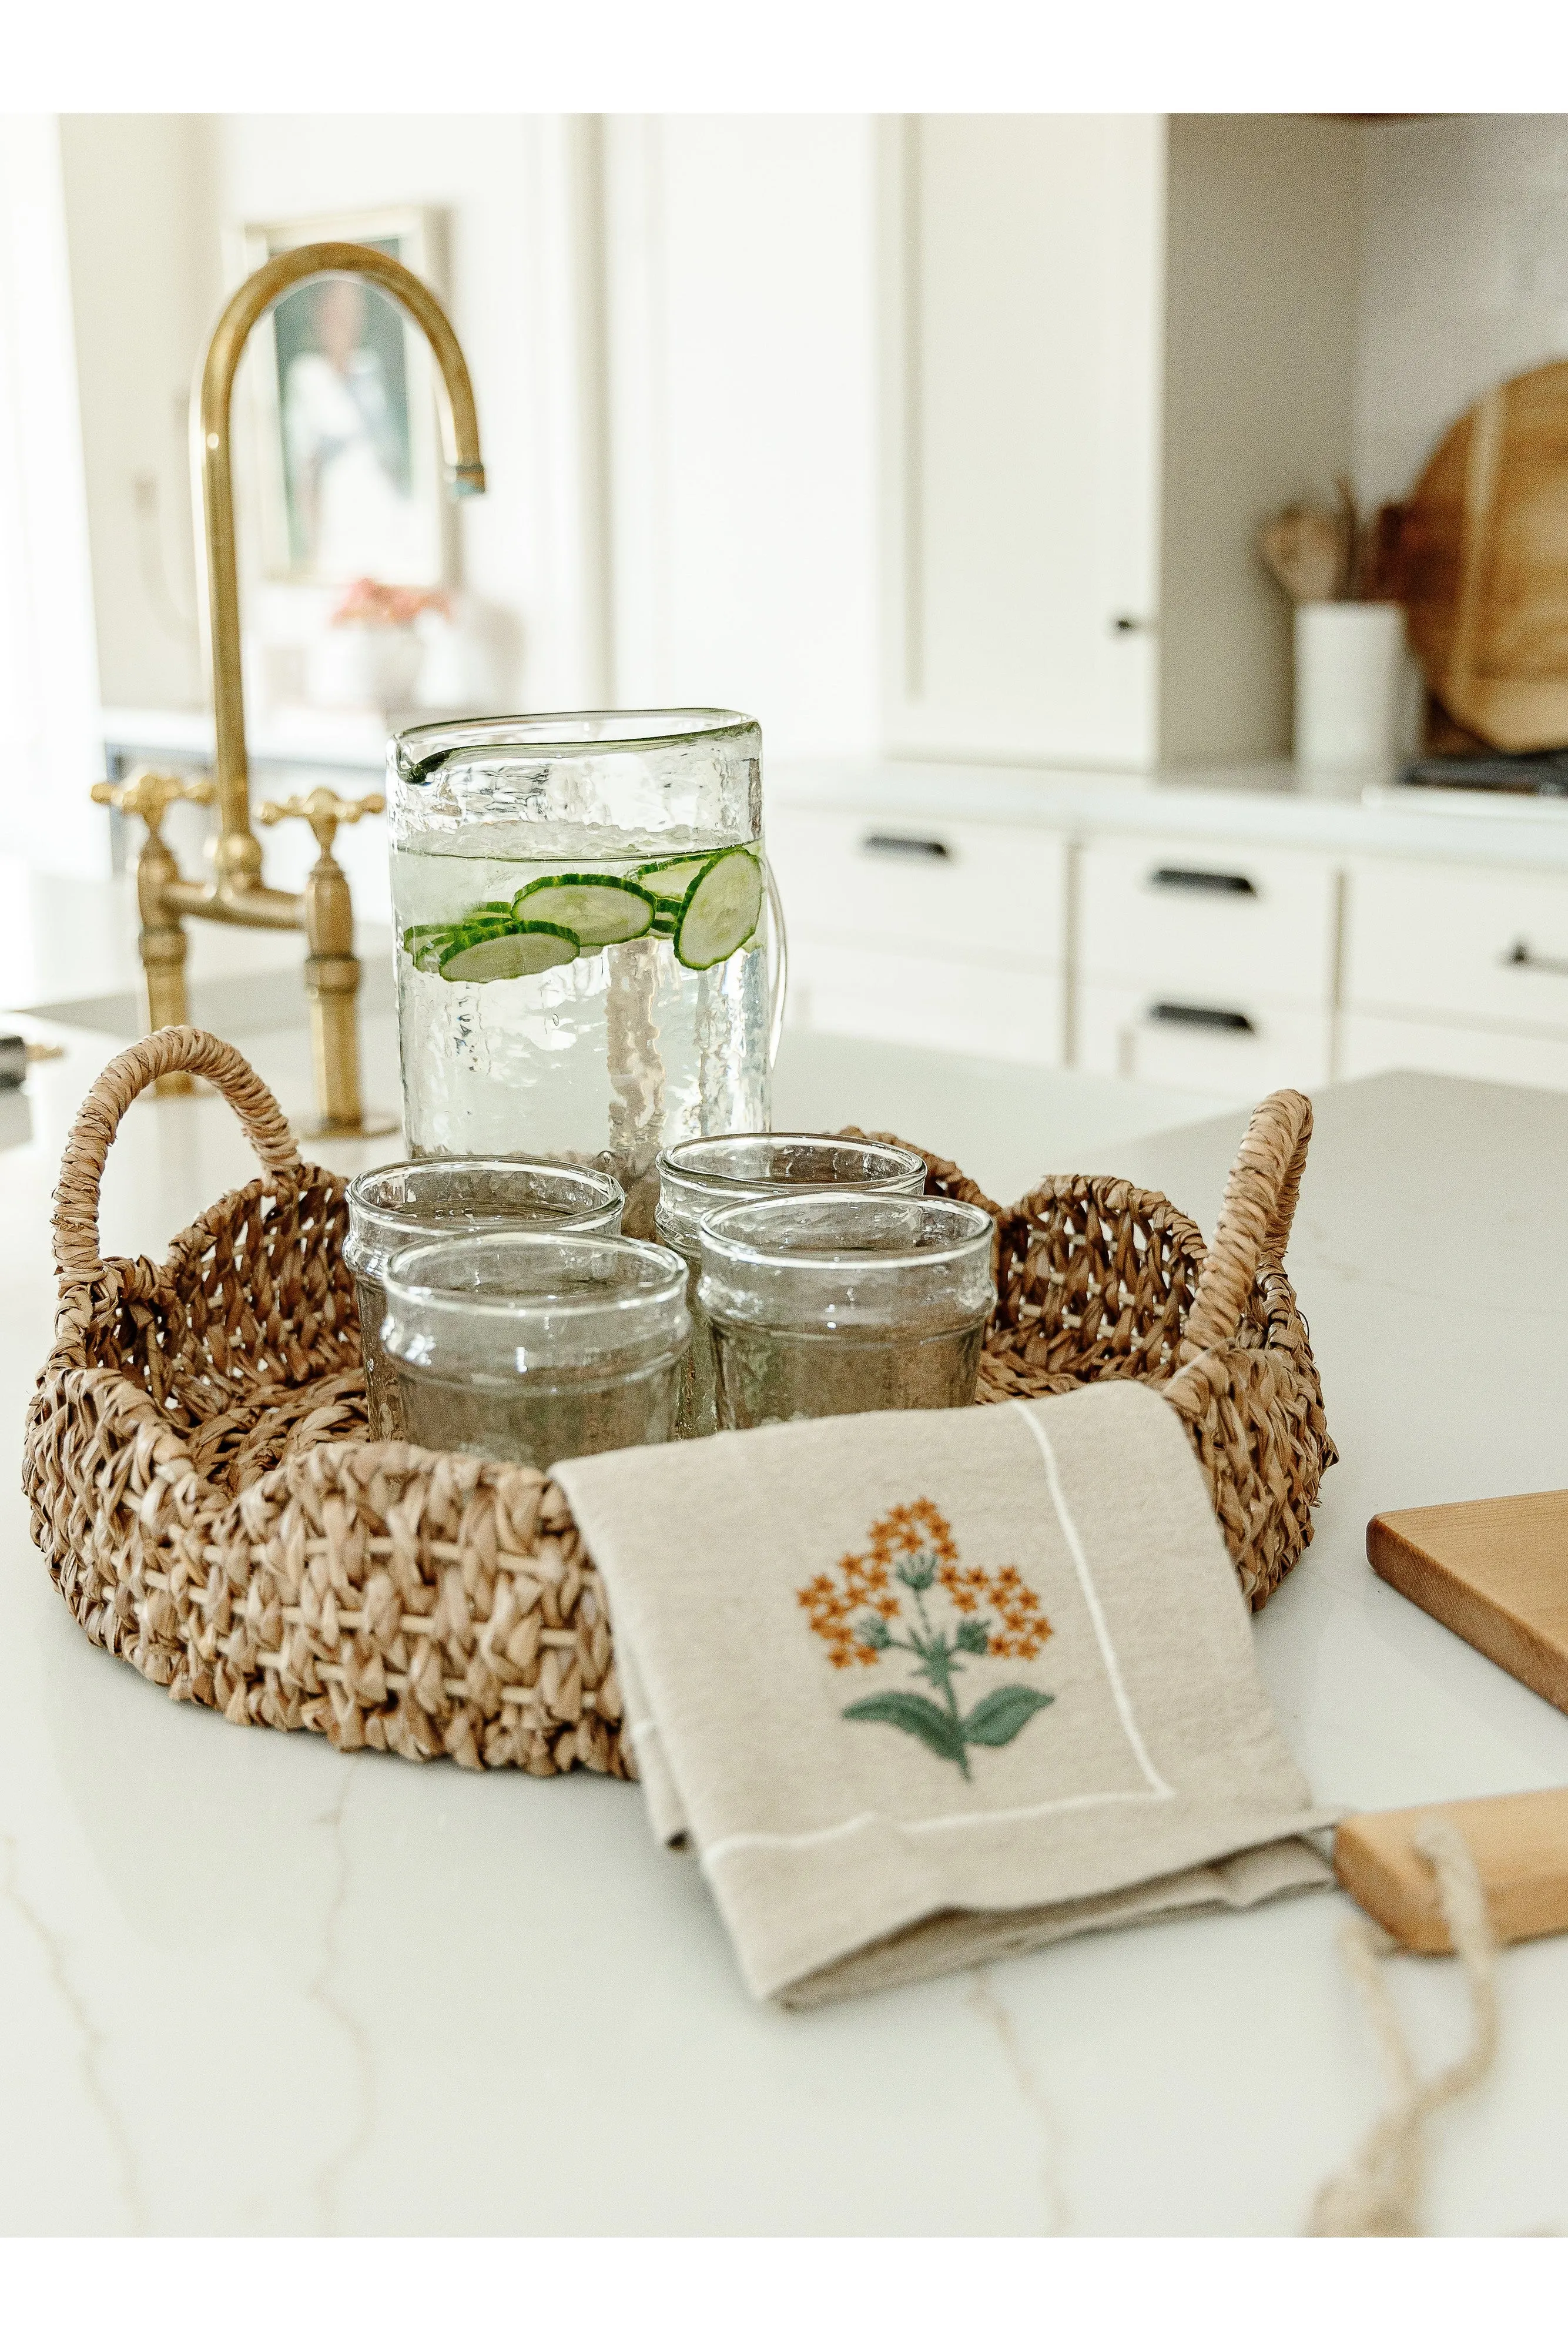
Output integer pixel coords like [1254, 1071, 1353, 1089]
[768, 809, 1066, 967]
[1338, 855, 1568, 1093]
[1076, 980, 1333, 1096]
[878, 115, 1360, 768]
[1344, 858, 1568, 1035]
[879, 115, 1164, 767]
[767, 767, 1568, 1101]
[1077, 832, 1340, 1004]
[769, 803, 1069, 1064]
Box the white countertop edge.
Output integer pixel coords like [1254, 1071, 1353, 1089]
[98, 705, 1568, 870]
[767, 755, 1568, 868]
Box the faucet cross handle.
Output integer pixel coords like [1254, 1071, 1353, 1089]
[257, 787, 386, 859]
[91, 767, 215, 844]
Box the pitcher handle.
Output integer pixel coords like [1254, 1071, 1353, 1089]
[765, 856, 789, 1068]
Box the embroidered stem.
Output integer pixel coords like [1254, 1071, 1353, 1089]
[909, 1583, 971, 1778]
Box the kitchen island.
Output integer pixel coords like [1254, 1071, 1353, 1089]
[5, 990, 1568, 2233]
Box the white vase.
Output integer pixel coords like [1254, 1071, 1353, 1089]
[1294, 602, 1416, 773]
[306, 622, 423, 712]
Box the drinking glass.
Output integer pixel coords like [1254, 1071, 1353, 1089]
[346, 1157, 624, 1439]
[698, 1191, 996, 1429]
[655, 1133, 927, 1436]
[380, 1231, 690, 1469]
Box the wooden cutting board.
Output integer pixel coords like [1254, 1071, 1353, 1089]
[1336, 1787, 1568, 1951]
[1391, 360, 1568, 751]
[1367, 1487, 1568, 1711]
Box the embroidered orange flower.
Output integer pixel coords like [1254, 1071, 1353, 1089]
[796, 1499, 1056, 1777]
[796, 1499, 1052, 1668]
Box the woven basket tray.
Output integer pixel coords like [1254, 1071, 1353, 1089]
[23, 1027, 1335, 1777]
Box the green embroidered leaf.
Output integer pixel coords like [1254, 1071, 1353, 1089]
[843, 1692, 966, 1763]
[961, 1685, 1055, 1747]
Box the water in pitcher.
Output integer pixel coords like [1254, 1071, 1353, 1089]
[388, 713, 773, 1208]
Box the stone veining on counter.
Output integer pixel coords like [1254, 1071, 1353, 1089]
[2, 1831, 147, 2231]
[304, 1770, 378, 2233]
[967, 1970, 1071, 2235]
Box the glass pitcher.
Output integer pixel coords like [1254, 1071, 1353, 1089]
[387, 709, 785, 1224]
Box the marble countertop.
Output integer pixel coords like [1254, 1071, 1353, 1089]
[6, 978, 1568, 2230]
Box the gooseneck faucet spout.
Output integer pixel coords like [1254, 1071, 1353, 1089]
[194, 241, 485, 896]
[95, 242, 487, 1131]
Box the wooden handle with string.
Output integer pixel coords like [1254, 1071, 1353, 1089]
[1336, 1787, 1568, 1953]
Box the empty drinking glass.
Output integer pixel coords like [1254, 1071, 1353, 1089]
[380, 1230, 690, 1469]
[698, 1191, 996, 1429]
[655, 1133, 927, 1437]
[346, 1157, 624, 1439]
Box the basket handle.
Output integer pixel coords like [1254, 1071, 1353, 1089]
[1181, 1089, 1313, 1357]
[52, 1026, 304, 1285]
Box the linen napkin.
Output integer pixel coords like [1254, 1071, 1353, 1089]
[554, 1381, 1336, 2008]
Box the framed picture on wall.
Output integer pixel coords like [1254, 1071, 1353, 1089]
[234, 205, 451, 590]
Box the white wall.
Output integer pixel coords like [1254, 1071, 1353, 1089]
[52, 110, 1568, 808]
[1160, 115, 1361, 762]
[1354, 113, 1568, 505]
[602, 115, 879, 759]
[59, 115, 211, 713]
[57, 113, 611, 724]
[0, 117, 107, 878]
[208, 113, 608, 714]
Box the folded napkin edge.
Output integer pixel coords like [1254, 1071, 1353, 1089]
[710, 1798, 1343, 2004]
[776, 1834, 1335, 2010]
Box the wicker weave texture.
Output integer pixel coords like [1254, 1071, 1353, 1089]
[23, 1028, 1334, 1776]
[863, 1097, 1337, 1609]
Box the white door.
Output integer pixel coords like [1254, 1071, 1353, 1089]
[879, 115, 1166, 768]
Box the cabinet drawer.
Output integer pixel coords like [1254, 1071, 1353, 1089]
[768, 811, 1067, 966]
[787, 939, 1063, 1066]
[1345, 859, 1568, 1032]
[1076, 979, 1332, 1096]
[1077, 833, 1338, 1006]
[1338, 1012, 1568, 1093]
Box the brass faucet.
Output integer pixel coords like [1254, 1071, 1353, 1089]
[93, 242, 486, 1127]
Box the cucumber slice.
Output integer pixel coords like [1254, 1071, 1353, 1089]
[408, 928, 457, 973]
[635, 854, 712, 905]
[512, 873, 655, 946]
[673, 845, 763, 970]
[438, 922, 579, 983]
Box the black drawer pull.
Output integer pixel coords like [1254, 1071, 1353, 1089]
[1506, 940, 1568, 978]
[1148, 866, 1257, 896]
[1148, 1002, 1255, 1034]
[860, 833, 951, 860]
